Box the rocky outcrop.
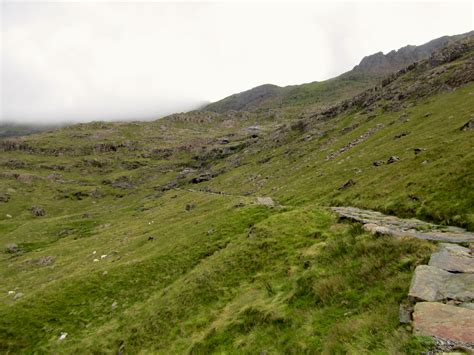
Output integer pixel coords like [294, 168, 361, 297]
[408, 265, 474, 302]
[331, 206, 474, 243]
[353, 30, 473, 75]
[413, 302, 474, 344]
[307, 36, 474, 122]
[332, 206, 474, 346]
[325, 124, 384, 160]
[429, 243, 474, 273]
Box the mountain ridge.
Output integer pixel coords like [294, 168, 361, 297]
[204, 30, 474, 114]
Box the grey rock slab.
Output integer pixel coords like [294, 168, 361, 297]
[413, 302, 474, 344]
[429, 243, 474, 273]
[408, 265, 474, 302]
[330, 207, 474, 243]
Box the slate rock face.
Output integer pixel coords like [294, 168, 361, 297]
[413, 302, 474, 343]
[429, 243, 474, 273]
[408, 265, 474, 302]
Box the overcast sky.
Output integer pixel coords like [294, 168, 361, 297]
[1, 1, 473, 124]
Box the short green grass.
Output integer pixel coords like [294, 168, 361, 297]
[0, 45, 472, 353]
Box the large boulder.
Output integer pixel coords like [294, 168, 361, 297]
[429, 243, 473, 273]
[413, 302, 474, 343]
[408, 265, 474, 302]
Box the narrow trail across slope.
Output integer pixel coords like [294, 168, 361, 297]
[332, 206, 474, 350]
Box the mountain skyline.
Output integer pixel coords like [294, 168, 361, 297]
[2, 1, 472, 124]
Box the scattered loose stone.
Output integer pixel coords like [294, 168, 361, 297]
[30, 206, 46, 217]
[111, 301, 118, 310]
[326, 124, 384, 160]
[460, 117, 474, 131]
[58, 332, 68, 341]
[399, 302, 413, 324]
[6, 214, 12, 218]
[36, 256, 55, 266]
[338, 179, 355, 190]
[429, 243, 473, 273]
[185, 203, 196, 211]
[5, 243, 19, 254]
[394, 132, 409, 139]
[372, 160, 384, 166]
[233, 201, 246, 208]
[408, 265, 474, 302]
[256, 197, 276, 207]
[13, 292, 24, 300]
[413, 302, 474, 343]
[387, 156, 400, 164]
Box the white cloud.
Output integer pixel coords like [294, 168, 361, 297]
[1, 1, 472, 123]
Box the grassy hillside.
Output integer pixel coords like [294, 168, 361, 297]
[0, 37, 473, 353]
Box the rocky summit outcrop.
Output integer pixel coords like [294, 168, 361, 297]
[353, 30, 474, 75]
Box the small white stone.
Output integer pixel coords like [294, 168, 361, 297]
[92, 251, 97, 255]
[58, 332, 68, 341]
[111, 301, 118, 310]
[8, 290, 15, 295]
[101, 254, 107, 259]
[102, 270, 108, 275]
[6, 214, 12, 218]
[93, 258, 99, 262]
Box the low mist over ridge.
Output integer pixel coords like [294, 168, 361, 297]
[2, 2, 472, 125]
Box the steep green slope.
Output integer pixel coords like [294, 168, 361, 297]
[0, 36, 473, 353]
